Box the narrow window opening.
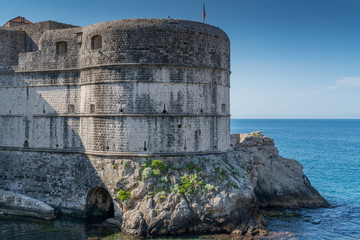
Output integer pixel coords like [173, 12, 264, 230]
[178, 124, 182, 128]
[56, 144, 59, 147]
[184, 140, 187, 150]
[221, 104, 226, 113]
[76, 32, 83, 47]
[56, 41, 67, 54]
[200, 104, 203, 113]
[68, 104, 75, 113]
[106, 146, 110, 150]
[91, 35, 102, 50]
[120, 109, 123, 113]
[23, 140, 29, 148]
[90, 104, 96, 113]
[163, 104, 167, 114]
[143, 141, 147, 151]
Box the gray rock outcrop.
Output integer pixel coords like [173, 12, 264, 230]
[0, 189, 55, 220]
[112, 132, 328, 236]
[118, 156, 265, 236]
[231, 131, 329, 208]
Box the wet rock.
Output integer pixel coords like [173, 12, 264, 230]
[0, 189, 55, 220]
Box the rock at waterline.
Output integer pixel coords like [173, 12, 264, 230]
[111, 132, 328, 236]
[0, 189, 55, 220]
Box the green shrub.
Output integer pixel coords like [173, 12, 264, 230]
[141, 167, 153, 180]
[160, 176, 168, 183]
[204, 184, 216, 192]
[153, 168, 161, 176]
[179, 174, 205, 196]
[151, 160, 167, 172]
[226, 180, 239, 189]
[171, 162, 181, 170]
[122, 161, 129, 169]
[140, 160, 167, 181]
[117, 189, 130, 202]
[186, 163, 202, 172]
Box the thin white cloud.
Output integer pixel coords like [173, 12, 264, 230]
[337, 77, 360, 87]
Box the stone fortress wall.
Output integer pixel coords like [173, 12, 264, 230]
[0, 18, 230, 217]
[0, 19, 230, 155]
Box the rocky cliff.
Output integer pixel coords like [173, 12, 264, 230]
[0, 132, 328, 236]
[111, 132, 328, 236]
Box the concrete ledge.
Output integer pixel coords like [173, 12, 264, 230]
[0, 189, 55, 220]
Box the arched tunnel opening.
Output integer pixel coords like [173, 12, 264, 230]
[86, 187, 114, 222]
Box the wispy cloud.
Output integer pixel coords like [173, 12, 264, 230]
[337, 77, 360, 87]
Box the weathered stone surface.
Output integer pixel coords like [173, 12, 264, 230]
[0, 189, 55, 220]
[0, 131, 328, 236]
[0, 18, 230, 155]
[231, 131, 329, 208]
[117, 154, 265, 236]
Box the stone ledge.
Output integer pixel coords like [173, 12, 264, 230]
[13, 63, 231, 74]
[31, 113, 231, 118]
[0, 147, 228, 157]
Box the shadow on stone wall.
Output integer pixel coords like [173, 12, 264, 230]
[0, 69, 119, 220]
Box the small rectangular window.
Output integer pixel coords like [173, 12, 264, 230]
[221, 104, 226, 113]
[76, 32, 83, 44]
[68, 104, 75, 113]
[90, 104, 96, 113]
[91, 35, 102, 50]
[56, 41, 67, 54]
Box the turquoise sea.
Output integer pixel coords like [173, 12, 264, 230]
[1, 119, 359, 239]
[231, 119, 360, 239]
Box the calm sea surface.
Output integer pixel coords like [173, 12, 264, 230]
[231, 119, 360, 239]
[1, 119, 359, 240]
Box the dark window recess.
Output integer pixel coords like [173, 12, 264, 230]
[76, 32, 83, 47]
[143, 141, 147, 151]
[91, 35, 102, 49]
[68, 104, 75, 113]
[221, 104, 226, 113]
[106, 146, 110, 150]
[163, 104, 167, 113]
[56, 144, 59, 147]
[178, 124, 182, 128]
[56, 41, 67, 54]
[184, 140, 187, 150]
[90, 104, 96, 113]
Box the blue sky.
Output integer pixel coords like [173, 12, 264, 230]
[2, 0, 359, 118]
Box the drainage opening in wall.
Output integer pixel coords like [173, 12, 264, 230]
[86, 187, 114, 222]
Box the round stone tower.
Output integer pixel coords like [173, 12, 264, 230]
[78, 19, 230, 155]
